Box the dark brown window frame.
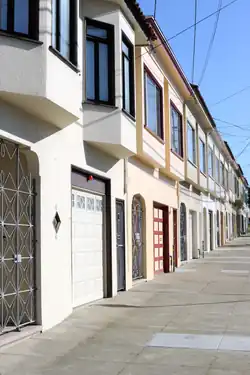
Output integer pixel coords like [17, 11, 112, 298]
[144, 66, 164, 140]
[86, 18, 115, 106]
[122, 32, 135, 118]
[170, 101, 183, 158]
[0, 0, 39, 40]
[52, 0, 78, 67]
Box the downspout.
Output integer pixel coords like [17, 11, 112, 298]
[124, 157, 129, 287]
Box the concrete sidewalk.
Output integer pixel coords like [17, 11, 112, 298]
[2, 236, 250, 374]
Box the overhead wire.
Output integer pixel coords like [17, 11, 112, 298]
[191, 0, 198, 83]
[198, 0, 222, 86]
[213, 117, 250, 132]
[211, 85, 250, 107]
[136, 0, 240, 60]
[153, 0, 157, 19]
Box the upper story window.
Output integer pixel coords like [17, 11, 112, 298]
[0, 0, 39, 39]
[171, 103, 183, 157]
[52, 0, 77, 66]
[220, 161, 225, 186]
[187, 122, 196, 165]
[86, 19, 114, 105]
[208, 147, 214, 177]
[199, 139, 205, 174]
[144, 68, 163, 139]
[215, 157, 220, 183]
[225, 167, 229, 190]
[122, 33, 135, 117]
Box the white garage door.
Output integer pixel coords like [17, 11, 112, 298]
[72, 188, 104, 308]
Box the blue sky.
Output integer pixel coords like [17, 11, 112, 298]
[138, 0, 250, 180]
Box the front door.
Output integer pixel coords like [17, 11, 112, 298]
[153, 207, 164, 273]
[0, 139, 36, 335]
[173, 209, 178, 268]
[116, 200, 125, 291]
[180, 203, 187, 261]
[209, 210, 213, 251]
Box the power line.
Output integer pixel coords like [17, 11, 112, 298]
[198, 0, 222, 86]
[236, 138, 250, 158]
[137, 0, 240, 60]
[191, 0, 198, 83]
[153, 0, 157, 19]
[211, 85, 250, 107]
[213, 117, 250, 132]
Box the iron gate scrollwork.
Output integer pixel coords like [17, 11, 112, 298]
[180, 203, 187, 262]
[0, 139, 36, 335]
[132, 196, 143, 280]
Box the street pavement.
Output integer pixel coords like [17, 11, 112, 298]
[2, 236, 250, 374]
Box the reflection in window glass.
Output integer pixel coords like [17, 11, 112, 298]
[99, 43, 108, 102]
[123, 57, 130, 113]
[14, 0, 29, 34]
[171, 104, 182, 156]
[86, 40, 95, 100]
[187, 122, 196, 164]
[145, 71, 162, 138]
[0, 0, 7, 30]
[87, 26, 107, 39]
[199, 139, 205, 174]
[60, 0, 70, 59]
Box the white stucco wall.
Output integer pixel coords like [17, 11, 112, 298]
[0, 100, 125, 331]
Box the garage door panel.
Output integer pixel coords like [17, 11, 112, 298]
[72, 188, 104, 308]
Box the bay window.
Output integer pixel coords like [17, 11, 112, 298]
[144, 68, 163, 139]
[0, 0, 39, 39]
[122, 33, 135, 117]
[86, 19, 114, 105]
[171, 103, 183, 156]
[52, 0, 77, 66]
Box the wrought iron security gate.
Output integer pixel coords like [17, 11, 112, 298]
[0, 139, 36, 335]
[132, 196, 143, 280]
[180, 203, 187, 261]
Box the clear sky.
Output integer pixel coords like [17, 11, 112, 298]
[138, 0, 250, 180]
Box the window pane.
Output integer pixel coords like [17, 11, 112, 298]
[199, 140, 205, 173]
[122, 41, 129, 57]
[52, 0, 57, 48]
[60, 0, 70, 59]
[86, 40, 95, 100]
[99, 43, 109, 102]
[187, 123, 195, 163]
[14, 0, 29, 34]
[146, 75, 157, 134]
[171, 106, 181, 154]
[0, 0, 7, 30]
[123, 56, 130, 112]
[87, 25, 107, 39]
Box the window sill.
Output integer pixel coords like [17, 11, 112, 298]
[0, 30, 42, 45]
[144, 126, 164, 144]
[83, 100, 117, 110]
[188, 159, 197, 168]
[122, 108, 136, 122]
[171, 149, 184, 161]
[49, 46, 80, 73]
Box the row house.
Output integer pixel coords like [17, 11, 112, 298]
[0, 0, 248, 339]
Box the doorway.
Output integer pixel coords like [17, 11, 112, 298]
[220, 212, 224, 245]
[116, 200, 125, 291]
[173, 209, 178, 268]
[180, 203, 187, 261]
[153, 204, 169, 274]
[209, 210, 213, 251]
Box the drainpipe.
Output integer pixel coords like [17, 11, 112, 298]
[124, 157, 129, 282]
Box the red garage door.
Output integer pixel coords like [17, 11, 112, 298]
[154, 207, 164, 273]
